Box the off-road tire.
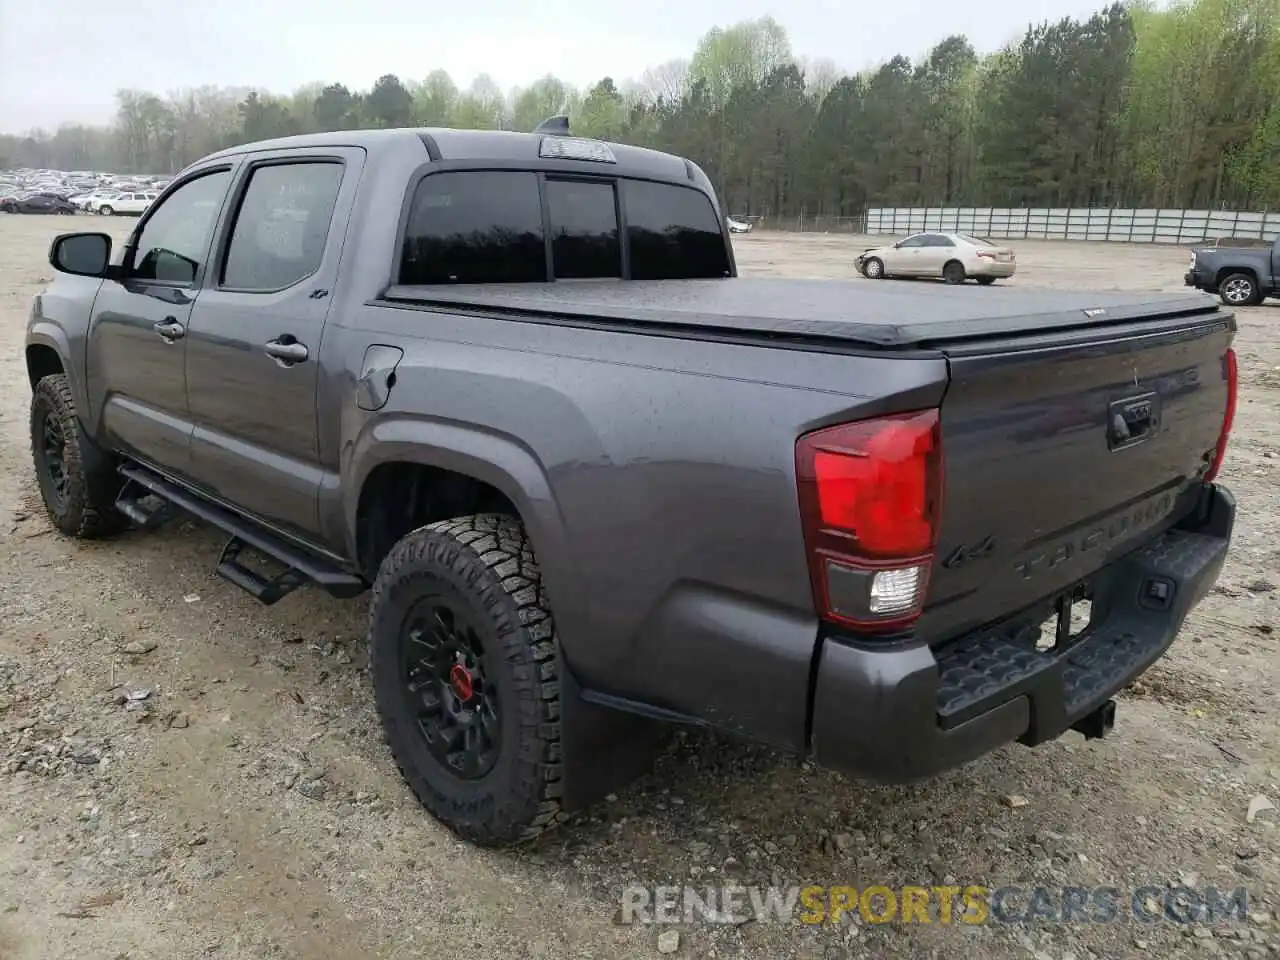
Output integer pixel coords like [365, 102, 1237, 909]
[943, 260, 967, 284]
[1218, 272, 1262, 307]
[863, 256, 884, 279]
[368, 514, 564, 846]
[29, 374, 128, 538]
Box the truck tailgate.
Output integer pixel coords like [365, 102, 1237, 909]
[917, 312, 1234, 645]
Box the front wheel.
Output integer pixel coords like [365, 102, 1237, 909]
[863, 257, 884, 279]
[30, 374, 128, 538]
[1219, 273, 1262, 306]
[369, 514, 564, 846]
[98, 205, 113, 216]
[942, 260, 967, 285]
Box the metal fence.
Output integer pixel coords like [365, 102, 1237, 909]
[864, 207, 1279, 244]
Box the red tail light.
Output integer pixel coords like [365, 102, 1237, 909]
[795, 409, 943, 633]
[1204, 347, 1237, 482]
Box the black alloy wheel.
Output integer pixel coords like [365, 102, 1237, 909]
[400, 593, 501, 780]
[37, 405, 70, 512]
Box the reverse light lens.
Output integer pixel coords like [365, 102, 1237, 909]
[869, 565, 926, 615]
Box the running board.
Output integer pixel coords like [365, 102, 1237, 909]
[116, 463, 367, 604]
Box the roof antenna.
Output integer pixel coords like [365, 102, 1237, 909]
[533, 115, 571, 136]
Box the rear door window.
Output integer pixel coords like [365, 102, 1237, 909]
[400, 171, 547, 284]
[624, 179, 730, 280]
[220, 161, 345, 292]
[545, 179, 620, 279]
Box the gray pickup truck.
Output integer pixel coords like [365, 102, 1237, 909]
[27, 125, 1238, 846]
[1186, 236, 1279, 305]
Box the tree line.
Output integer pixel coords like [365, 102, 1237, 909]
[3, 0, 1277, 215]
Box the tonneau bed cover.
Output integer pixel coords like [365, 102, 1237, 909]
[381, 278, 1223, 349]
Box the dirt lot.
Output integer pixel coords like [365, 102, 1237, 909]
[0, 216, 1277, 960]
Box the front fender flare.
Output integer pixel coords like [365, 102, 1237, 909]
[26, 324, 91, 426]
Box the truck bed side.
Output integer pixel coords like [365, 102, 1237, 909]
[336, 297, 949, 751]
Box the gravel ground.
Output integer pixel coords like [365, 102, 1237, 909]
[0, 215, 1277, 960]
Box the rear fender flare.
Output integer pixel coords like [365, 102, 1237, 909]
[344, 416, 584, 656]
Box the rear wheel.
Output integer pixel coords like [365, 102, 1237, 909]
[368, 514, 564, 846]
[1219, 273, 1262, 307]
[942, 260, 967, 285]
[863, 257, 884, 279]
[29, 374, 128, 538]
[976, 276, 996, 286]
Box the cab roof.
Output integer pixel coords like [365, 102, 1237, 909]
[202, 127, 699, 185]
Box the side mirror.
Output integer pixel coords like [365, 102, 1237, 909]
[49, 232, 112, 277]
[893, 241, 903, 249]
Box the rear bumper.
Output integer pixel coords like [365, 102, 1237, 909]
[809, 482, 1234, 782]
[972, 262, 1016, 278]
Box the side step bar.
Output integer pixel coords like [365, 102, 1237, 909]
[116, 464, 366, 605]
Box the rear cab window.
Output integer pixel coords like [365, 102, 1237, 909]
[401, 172, 546, 284]
[399, 170, 729, 284]
[545, 179, 620, 279]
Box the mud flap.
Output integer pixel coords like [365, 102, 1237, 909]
[557, 651, 671, 812]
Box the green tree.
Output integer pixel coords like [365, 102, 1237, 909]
[689, 16, 794, 107]
[364, 74, 414, 128]
[414, 70, 458, 126]
[314, 84, 361, 131]
[511, 75, 571, 132]
[453, 74, 504, 130]
[575, 77, 626, 140]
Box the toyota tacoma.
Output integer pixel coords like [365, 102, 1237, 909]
[26, 123, 1238, 846]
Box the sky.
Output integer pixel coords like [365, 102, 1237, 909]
[0, 0, 1120, 135]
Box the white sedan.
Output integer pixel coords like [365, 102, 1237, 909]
[856, 232, 1016, 285]
[726, 217, 753, 234]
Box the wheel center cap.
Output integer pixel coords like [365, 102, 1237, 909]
[449, 663, 474, 702]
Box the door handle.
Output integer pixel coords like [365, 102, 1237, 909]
[153, 317, 185, 341]
[264, 337, 309, 366]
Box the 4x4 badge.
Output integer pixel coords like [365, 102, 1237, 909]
[942, 535, 997, 569]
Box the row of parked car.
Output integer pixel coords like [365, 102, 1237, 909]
[0, 188, 160, 216]
[0, 166, 170, 216]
